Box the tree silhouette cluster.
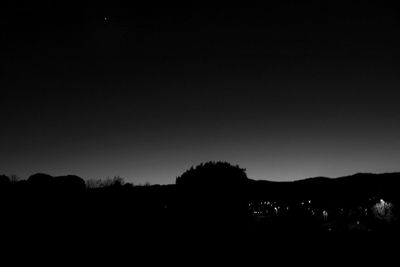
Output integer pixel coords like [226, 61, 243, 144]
[176, 161, 248, 188]
[1, 161, 400, 248]
[174, 162, 251, 234]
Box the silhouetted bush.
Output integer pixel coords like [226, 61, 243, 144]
[9, 174, 20, 183]
[86, 176, 125, 188]
[0, 175, 10, 195]
[56, 175, 86, 193]
[0, 174, 10, 185]
[176, 161, 248, 188]
[27, 173, 85, 193]
[175, 161, 250, 234]
[27, 173, 53, 185]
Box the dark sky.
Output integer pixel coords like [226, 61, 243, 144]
[1, 3, 400, 184]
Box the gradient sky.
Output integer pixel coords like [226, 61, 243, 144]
[1, 3, 400, 184]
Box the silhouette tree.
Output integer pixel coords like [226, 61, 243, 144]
[9, 174, 20, 183]
[27, 173, 85, 192]
[55, 175, 86, 194]
[176, 161, 248, 188]
[175, 161, 250, 234]
[0, 174, 10, 185]
[86, 176, 125, 189]
[27, 173, 54, 191]
[0, 175, 10, 196]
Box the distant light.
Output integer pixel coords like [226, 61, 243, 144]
[323, 210, 328, 220]
[373, 199, 394, 221]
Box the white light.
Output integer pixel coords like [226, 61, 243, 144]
[373, 199, 394, 221]
[323, 210, 328, 220]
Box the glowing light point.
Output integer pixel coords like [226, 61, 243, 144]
[323, 210, 328, 220]
[373, 198, 394, 222]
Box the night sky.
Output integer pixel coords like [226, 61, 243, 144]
[2, 3, 400, 184]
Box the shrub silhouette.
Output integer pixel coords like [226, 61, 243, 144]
[0, 174, 10, 186]
[55, 175, 86, 193]
[27, 173, 54, 191]
[0, 175, 10, 195]
[27, 173, 86, 200]
[27, 173, 85, 190]
[86, 176, 125, 189]
[176, 161, 248, 188]
[175, 161, 250, 232]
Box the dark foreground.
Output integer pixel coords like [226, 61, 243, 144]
[1, 166, 400, 263]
